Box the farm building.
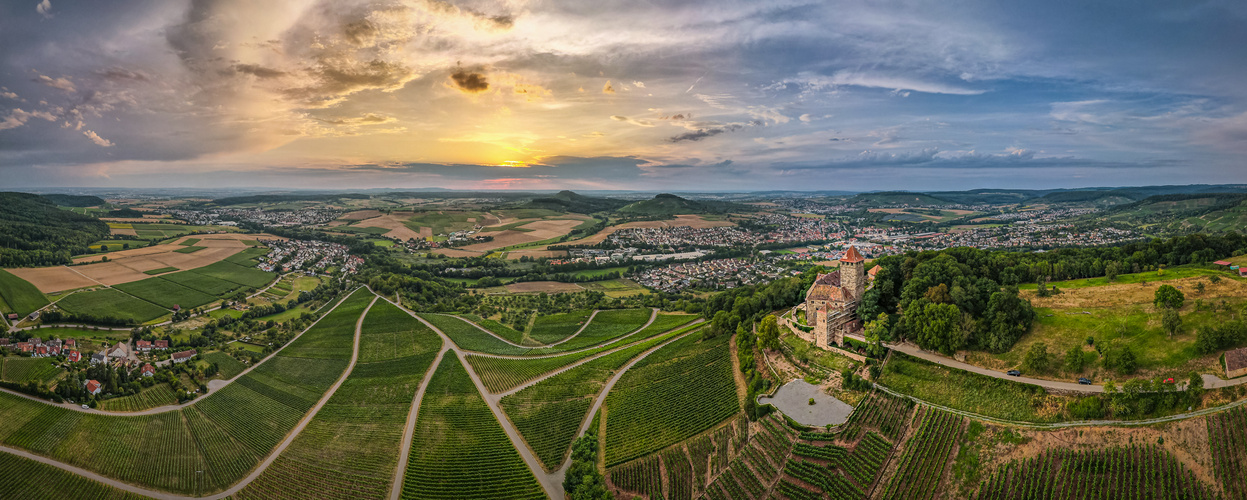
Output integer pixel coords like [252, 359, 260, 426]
[85, 380, 101, 396]
[5, 313, 16, 321]
[1226, 347, 1247, 379]
[171, 349, 197, 363]
[136, 340, 152, 352]
[141, 364, 155, 377]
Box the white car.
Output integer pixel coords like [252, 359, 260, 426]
[81, 404, 90, 410]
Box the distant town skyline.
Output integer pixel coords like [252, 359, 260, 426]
[2, 0, 1247, 190]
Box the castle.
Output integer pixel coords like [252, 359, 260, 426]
[801, 246, 866, 349]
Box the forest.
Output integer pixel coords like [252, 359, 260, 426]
[0, 192, 110, 267]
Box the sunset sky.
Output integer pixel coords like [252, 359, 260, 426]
[2, 0, 1246, 191]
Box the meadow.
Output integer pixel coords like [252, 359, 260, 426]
[56, 288, 170, 323]
[0, 269, 50, 316]
[112, 277, 218, 309]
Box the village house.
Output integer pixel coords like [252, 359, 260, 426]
[0, 338, 8, 347]
[5, 313, 16, 321]
[16, 342, 31, 353]
[107, 343, 130, 362]
[141, 364, 155, 377]
[65, 339, 75, 348]
[1226, 347, 1247, 379]
[136, 340, 152, 352]
[67, 351, 81, 363]
[85, 380, 102, 396]
[90, 352, 107, 365]
[154, 340, 169, 350]
[171, 349, 197, 364]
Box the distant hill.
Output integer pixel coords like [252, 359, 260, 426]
[210, 193, 372, 206]
[617, 193, 749, 216]
[0, 192, 111, 267]
[1040, 189, 1142, 204]
[926, 189, 1040, 205]
[847, 191, 951, 207]
[1099, 193, 1247, 233]
[42, 194, 105, 207]
[523, 190, 630, 214]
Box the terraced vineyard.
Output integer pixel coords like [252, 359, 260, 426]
[0, 452, 149, 500]
[528, 309, 594, 344]
[881, 408, 965, 500]
[460, 313, 527, 345]
[500, 327, 693, 470]
[97, 384, 178, 412]
[603, 332, 740, 466]
[1, 357, 61, 383]
[1206, 405, 1247, 500]
[0, 287, 371, 494]
[836, 390, 914, 442]
[237, 298, 441, 499]
[976, 446, 1216, 499]
[400, 355, 545, 499]
[417, 313, 528, 356]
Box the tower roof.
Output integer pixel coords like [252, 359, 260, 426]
[840, 245, 864, 263]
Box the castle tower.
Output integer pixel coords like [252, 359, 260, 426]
[840, 245, 865, 302]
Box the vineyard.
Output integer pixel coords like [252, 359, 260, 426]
[779, 426, 895, 499]
[881, 408, 964, 500]
[603, 331, 740, 466]
[0, 452, 148, 500]
[529, 309, 594, 344]
[1, 357, 61, 383]
[834, 390, 914, 442]
[0, 288, 371, 494]
[459, 313, 528, 345]
[525, 308, 652, 354]
[1207, 405, 1247, 500]
[609, 414, 750, 500]
[237, 298, 441, 499]
[500, 327, 693, 470]
[202, 351, 248, 379]
[467, 318, 704, 393]
[97, 384, 179, 412]
[976, 446, 1216, 499]
[417, 313, 528, 356]
[702, 413, 796, 500]
[400, 355, 546, 499]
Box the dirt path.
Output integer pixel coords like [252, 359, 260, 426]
[462, 309, 669, 360]
[0, 293, 376, 500]
[389, 345, 450, 500]
[456, 309, 605, 349]
[0, 285, 358, 416]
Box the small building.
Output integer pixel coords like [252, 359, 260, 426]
[171, 350, 197, 364]
[34, 346, 49, 358]
[5, 313, 16, 321]
[85, 380, 102, 396]
[0, 338, 8, 347]
[16, 342, 31, 353]
[136, 340, 152, 352]
[65, 339, 75, 348]
[107, 343, 129, 361]
[90, 352, 107, 365]
[1226, 347, 1247, 379]
[154, 340, 169, 350]
[67, 351, 82, 363]
[172, 304, 181, 312]
[1214, 260, 1232, 266]
[141, 364, 155, 377]
[27, 311, 39, 321]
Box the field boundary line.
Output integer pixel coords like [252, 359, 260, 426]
[389, 345, 450, 500]
[462, 308, 665, 360]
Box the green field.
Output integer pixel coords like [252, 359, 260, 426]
[113, 277, 217, 309]
[0, 453, 150, 500]
[418, 313, 528, 356]
[533, 308, 651, 353]
[180, 238, 200, 246]
[458, 313, 526, 344]
[143, 266, 179, 275]
[56, 288, 169, 323]
[129, 223, 210, 239]
[97, 384, 179, 412]
[237, 298, 440, 500]
[0, 288, 369, 493]
[160, 271, 244, 297]
[501, 327, 690, 470]
[580, 278, 651, 298]
[0, 269, 50, 316]
[86, 239, 141, 252]
[1, 357, 61, 384]
[191, 261, 276, 288]
[224, 247, 271, 266]
[879, 352, 1056, 423]
[402, 210, 486, 235]
[603, 332, 740, 466]
[202, 351, 248, 379]
[529, 310, 594, 345]
[400, 354, 546, 499]
[1017, 266, 1235, 290]
[174, 246, 205, 254]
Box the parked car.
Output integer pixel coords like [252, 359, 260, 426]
[1006, 370, 1021, 376]
[81, 404, 90, 409]
[1078, 378, 1092, 385]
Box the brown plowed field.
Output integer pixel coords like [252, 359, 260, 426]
[12, 235, 253, 292]
[460, 219, 583, 251]
[6, 267, 99, 293]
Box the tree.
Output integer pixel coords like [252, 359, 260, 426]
[1162, 308, 1182, 339]
[1063, 345, 1084, 372]
[1105, 261, 1120, 282]
[1154, 285, 1185, 309]
[757, 315, 781, 351]
[1196, 281, 1206, 295]
[1022, 342, 1051, 374]
[563, 433, 613, 500]
[913, 301, 963, 355]
[863, 313, 889, 358]
[1210, 275, 1222, 285]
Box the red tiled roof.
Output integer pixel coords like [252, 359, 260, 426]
[86, 380, 101, 393]
[840, 245, 864, 263]
[1213, 260, 1232, 266]
[172, 349, 197, 360]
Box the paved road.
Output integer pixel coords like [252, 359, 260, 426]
[0, 293, 376, 500]
[0, 288, 358, 416]
[880, 340, 1106, 393]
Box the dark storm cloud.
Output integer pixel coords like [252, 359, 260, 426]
[669, 123, 743, 142]
[233, 64, 286, 79]
[450, 69, 489, 93]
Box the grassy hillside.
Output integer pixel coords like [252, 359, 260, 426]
[0, 192, 110, 267]
[41, 194, 106, 207]
[618, 193, 746, 215]
[1100, 193, 1247, 233]
[523, 190, 630, 214]
[847, 191, 950, 206]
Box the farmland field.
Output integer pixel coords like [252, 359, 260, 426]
[202, 351, 248, 379]
[97, 384, 179, 412]
[237, 298, 440, 500]
[224, 247, 271, 266]
[160, 270, 245, 296]
[976, 445, 1214, 499]
[528, 308, 652, 353]
[56, 288, 170, 323]
[418, 313, 528, 356]
[112, 277, 218, 309]
[174, 245, 205, 253]
[0, 453, 150, 500]
[143, 266, 179, 275]
[459, 313, 527, 344]
[0, 287, 370, 494]
[0, 269, 50, 315]
[1, 357, 61, 383]
[603, 332, 740, 466]
[529, 309, 593, 344]
[400, 354, 546, 499]
[191, 261, 276, 288]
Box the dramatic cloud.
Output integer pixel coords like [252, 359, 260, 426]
[670, 124, 744, 142]
[36, 0, 51, 19]
[602, 81, 615, 94]
[450, 69, 489, 93]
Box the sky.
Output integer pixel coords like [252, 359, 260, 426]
[1, 0, 1246, 192]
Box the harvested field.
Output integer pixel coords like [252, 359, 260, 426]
[340, 209, 382, 220]
[5, 266, 99, 292]
[193, 238, 246, 248]
[503, 281, 585, 294]
[460, 218, 583, 251]
[110, 227, 138, 236]
[73, 261, 150, 286]
[354, 212, 428, 241]
[431, 248, 483, 258]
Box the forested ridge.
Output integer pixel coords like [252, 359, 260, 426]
[0, 192, 110, 267]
